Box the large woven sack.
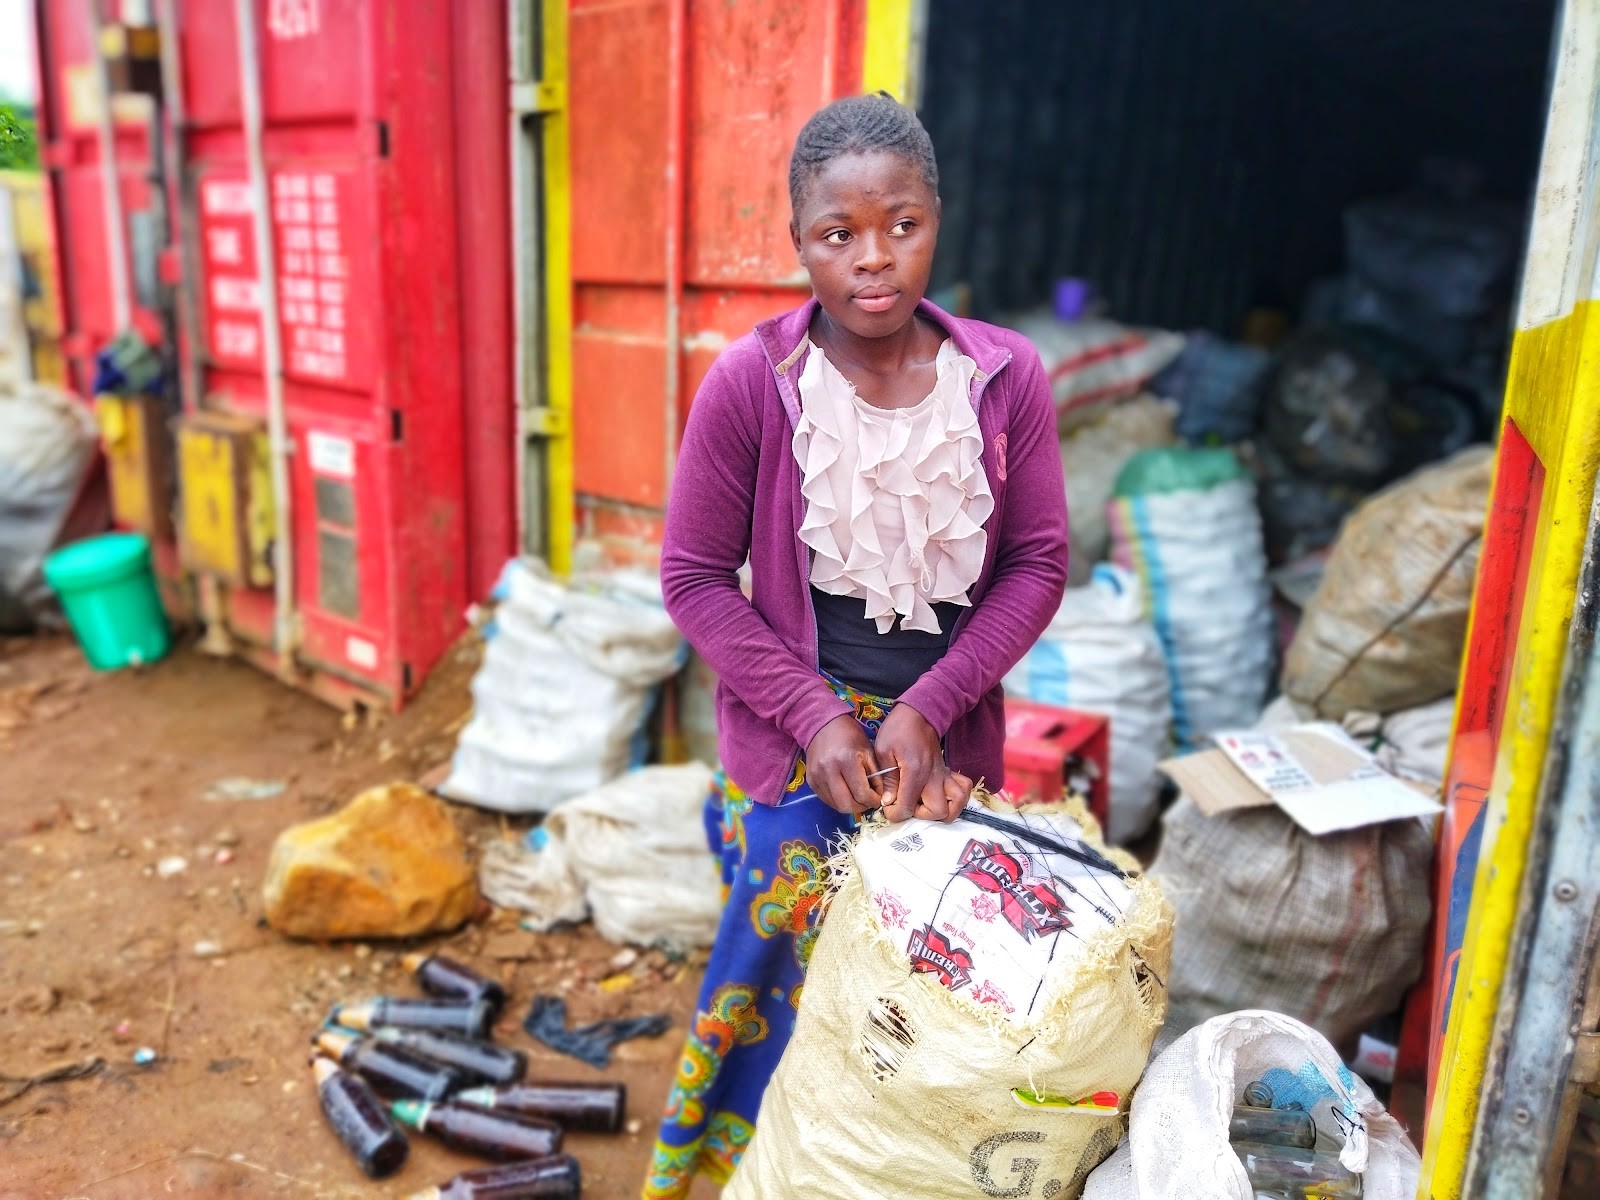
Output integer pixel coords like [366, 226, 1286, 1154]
[1149, 796, 1431, 1056]
[477, 764, 720, 951]
[1108, 451, 1274, 747]
[1003, 565, 1173, 843]
[728, 803, 1173, 1200]
[1083, 1011, 1420, 1200]
[1283, 445, 1493, 719]
[442, 560, 685, 813]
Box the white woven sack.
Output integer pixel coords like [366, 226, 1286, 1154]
[441, 561, 686, 812]
[728, 804, 1174, 1200]
[1083, 1010, 1420, 1200]
[478, 764, 720, 951]
[1003, 566, 1172, 842]
[1109, 478, 1273, 746]
[1006, 310, 1185, 425]
[492, 559, 685, 684]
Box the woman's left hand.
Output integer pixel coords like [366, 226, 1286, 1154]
[874, 704, 973, 823]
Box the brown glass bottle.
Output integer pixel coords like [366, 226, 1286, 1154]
[334, 995, 495, 1040]
[455, 1080, 626, 1133]
[407, 1155, 582, 1200]
[391, 1098, 563, 1161]
[372, 1026, 527, 1087]
[312, 1057, 410, 1179]
[315, 1029, 466, 1102]
[404, 952, 508, 1016]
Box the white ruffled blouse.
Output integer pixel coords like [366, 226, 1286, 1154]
[792, 337, 994, 635]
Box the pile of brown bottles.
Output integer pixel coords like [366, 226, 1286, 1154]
[307, 951, 628, 1199]
[1230, 1079, 1363, 1199]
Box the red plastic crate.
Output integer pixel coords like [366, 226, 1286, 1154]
[1002, 698, 1111, 829]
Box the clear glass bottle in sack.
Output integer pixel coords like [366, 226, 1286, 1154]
[1233, 1141, 1363, 1197]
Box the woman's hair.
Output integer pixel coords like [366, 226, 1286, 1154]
[788, 91, 939, 214]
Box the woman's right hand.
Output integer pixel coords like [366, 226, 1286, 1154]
[804, 714, 885, 816]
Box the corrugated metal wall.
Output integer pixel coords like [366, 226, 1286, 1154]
[921, 0, 1555, 332]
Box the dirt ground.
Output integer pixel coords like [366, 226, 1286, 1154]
[0, 632, 716, 1200]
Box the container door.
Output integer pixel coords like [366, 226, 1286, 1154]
[31, 0, 161, 395]
[1418, 1, 1600, 1193]
[558, 0, 922, 562]
[172, 0, 470, 708]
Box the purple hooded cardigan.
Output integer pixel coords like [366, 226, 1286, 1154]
[660, 297, 1069, 804]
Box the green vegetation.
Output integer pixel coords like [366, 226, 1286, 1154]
[0, 102, 39, 171]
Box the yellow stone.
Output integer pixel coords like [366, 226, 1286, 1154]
[263, 783, 478, 940]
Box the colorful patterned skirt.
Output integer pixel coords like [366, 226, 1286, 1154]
[643, 676, 891, 1198]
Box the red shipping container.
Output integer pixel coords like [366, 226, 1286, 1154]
[33, 0, 517, 709]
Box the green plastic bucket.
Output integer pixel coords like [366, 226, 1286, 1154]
[42, 533, 171, 670]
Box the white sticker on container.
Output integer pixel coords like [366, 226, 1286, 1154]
[345, 636, 378, 671]
[308, 431, 355, 479]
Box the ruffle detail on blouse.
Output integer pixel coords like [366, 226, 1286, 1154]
[791, 338, 993, 634]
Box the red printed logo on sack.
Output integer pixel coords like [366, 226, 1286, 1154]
[874, 891, 911, 930]
[969, 979, 1015, 1014]
[994, 433, 1008, 482]
[957, 839, 1073, 941]
[970, 893, 1003, 924]
[907, 925, 974, 991]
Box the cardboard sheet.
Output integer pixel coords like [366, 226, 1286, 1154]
[1160, 722, 1442, 835]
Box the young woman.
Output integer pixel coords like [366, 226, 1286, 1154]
[645, 93, 1069, 1198]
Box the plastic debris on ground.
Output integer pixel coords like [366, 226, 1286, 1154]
[1002, 565, 1172, 843]
[1108, 448, 1274, 748]
[477, 762, 722, 952]
[522, 994, 671, 1070]
[726, 794, 1172, 1200]
[204, 776, 287, 802]
[441, 559, 686, 814]
[1083, 1010, 1420, 1200]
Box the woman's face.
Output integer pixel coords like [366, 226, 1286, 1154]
[791, 149, 940, 341]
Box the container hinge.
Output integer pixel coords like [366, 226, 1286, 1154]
[525, 407, 569, 438]
[1573, 1031, 1600, 1086]
[511, 80, 565, 115]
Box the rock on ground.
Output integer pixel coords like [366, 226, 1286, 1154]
[263, 782, 479, 939]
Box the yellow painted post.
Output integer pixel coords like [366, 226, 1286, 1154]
[1420, 2, 1600, 1192]
[862, 0, 923, 105]
[541, 0, 574, 576]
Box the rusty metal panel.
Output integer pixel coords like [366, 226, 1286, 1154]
[567, 0, 864, 527]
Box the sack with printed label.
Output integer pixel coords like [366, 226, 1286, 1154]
[442, 561, 686, 813]
[1083, 1010, 1420, 1200]
[1003, 566, 1172, 843]
[727, 799, 1174, 1200]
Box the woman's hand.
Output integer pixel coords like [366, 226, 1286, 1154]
[874, 704, 973, 823]
[804, 714, 886, 816]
